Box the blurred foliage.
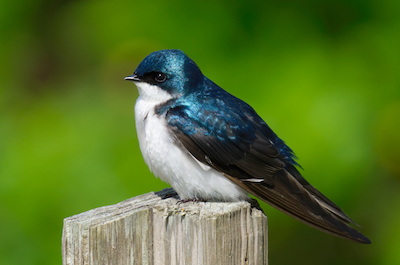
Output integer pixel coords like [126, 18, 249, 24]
[0, 0, 399, 264]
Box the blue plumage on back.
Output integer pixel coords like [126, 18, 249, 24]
[155, 71, 299, 167]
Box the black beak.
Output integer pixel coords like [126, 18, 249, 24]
[124, 74, 141, 82]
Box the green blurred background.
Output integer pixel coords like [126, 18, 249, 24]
[1, 0, 400, 264]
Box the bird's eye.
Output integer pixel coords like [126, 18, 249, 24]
[154, 72, 167, 83]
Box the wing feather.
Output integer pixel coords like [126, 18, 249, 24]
[165, 100, 370, 244]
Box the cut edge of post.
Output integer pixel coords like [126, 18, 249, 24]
[62, 188, 268, 265]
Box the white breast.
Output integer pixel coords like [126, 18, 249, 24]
[133, 82, 248, 201]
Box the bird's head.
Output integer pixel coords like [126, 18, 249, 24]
[125, 49, 204, 98]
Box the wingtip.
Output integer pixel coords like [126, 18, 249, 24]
[353, 233, 371, 244]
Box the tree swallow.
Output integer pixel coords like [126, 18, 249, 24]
[125, 49, 371, 244]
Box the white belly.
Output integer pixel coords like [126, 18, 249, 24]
[133, 83, 247, 201]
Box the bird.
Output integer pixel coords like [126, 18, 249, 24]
[124, 49, 371, 244]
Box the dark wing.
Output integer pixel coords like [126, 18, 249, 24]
[165, 101, 370, 244]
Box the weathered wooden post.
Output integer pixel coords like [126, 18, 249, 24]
[62, 188, 268, 265]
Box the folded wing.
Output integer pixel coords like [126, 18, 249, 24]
[166, 102, 370, 244]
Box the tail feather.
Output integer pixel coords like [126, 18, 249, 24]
[224, 169, 371, 244]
